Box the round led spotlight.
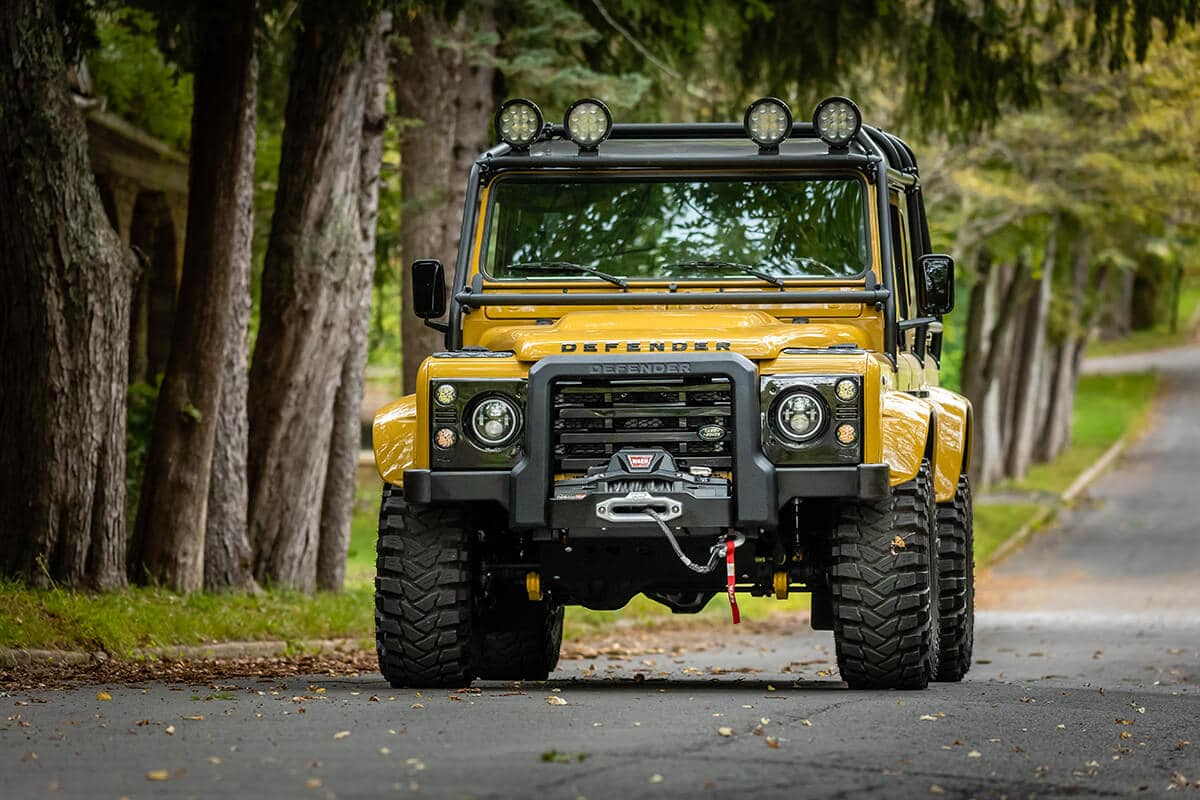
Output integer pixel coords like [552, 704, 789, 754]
[744, 97, 793, 150]
[495, 99, 543, 149]
[836, 423, 858, 446]
[564, 98, 613, 151]
[434, 383, 457, 406]
[468, 395, 522, 448]
[834, 378, 859, 402]
[774, 391, 827, 444]
[812, 96, 862, 150]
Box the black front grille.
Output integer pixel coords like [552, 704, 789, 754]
[550, 376, 733, 472]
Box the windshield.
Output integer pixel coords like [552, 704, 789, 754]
[482, 176, 870, 281]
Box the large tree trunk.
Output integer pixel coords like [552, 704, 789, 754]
[316, 11, 393, 592]
[0, 0, 135, 589]
[395, 3, 497, 392]
[248, 4, 385, 591]
[204, 50, 259, 592]
[129, 0, 258, 592]
[1005, 223, 1056, 479]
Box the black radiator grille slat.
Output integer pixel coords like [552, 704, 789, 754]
[551, 376, 733, 472]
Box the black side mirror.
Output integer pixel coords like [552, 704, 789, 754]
[917, 254, 955, 316]
[411, 259, 447, 319]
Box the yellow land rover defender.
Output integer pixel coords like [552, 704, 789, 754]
[373, 96, 974, 690]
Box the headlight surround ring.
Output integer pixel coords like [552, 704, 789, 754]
[772, 389, 828, 444]
[466, 394, 523, 449]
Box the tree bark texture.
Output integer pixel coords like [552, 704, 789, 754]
[317, 11, 393, 592]
[248, 6, 387, 591]
[395, 3, 497, 392]
[204, 50, 259, 592]
[0, 0, 135, 589]
[129, 0, 258, 592]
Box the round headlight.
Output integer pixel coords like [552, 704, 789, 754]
[774, 391, 826, 443]
[812, 96, 862, 149]
[744, 97, 792, 149]
[468, 395, 522, 448]
[495, 99, 543, 149]
[564, 98, 612, 150]
[834, 378, 859, 402]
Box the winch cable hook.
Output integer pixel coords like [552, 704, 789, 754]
[646, 509, 744, 624]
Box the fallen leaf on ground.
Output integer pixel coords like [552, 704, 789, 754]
[333, 730, 351, 740]
[717, 726, 734, 737]
[182, 715, 204, 721]
[967, 750, 981, 758]
[765, 736, 780, 749]
[547, 696, 568, 706]
[929, 785, 945, 795]
[146, 770, 169, 781]
[648, 774, 664, 784]
[305, 778, 322, 789]
[96, 692, 112, 701]
[919, 715, 938, 721]
[800, 719, 812, 726]
[1116, 718, 1134, 725]
[164, 725, 175, 735]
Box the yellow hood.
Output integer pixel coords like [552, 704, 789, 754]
[474, 310, 872, 361]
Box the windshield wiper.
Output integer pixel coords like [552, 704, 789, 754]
[660, 260, 785, 288]
[505, 261, 628, 289]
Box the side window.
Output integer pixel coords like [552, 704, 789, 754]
[887, 192, 917, 323]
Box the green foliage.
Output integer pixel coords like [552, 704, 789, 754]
[124, 379, 160, 524]
[89, 8, 193, 150]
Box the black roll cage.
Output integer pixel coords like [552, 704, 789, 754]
[443, 120, 937, 362]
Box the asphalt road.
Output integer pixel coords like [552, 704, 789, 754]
[4, 349, 1199, 799]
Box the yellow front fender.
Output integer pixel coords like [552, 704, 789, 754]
[881, 391, 932, 486]
[373, 395, 419, 486]
[926, 387, 971, 503]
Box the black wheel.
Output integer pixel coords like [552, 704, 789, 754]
[475, 598, 564, 681]
[831, 459, 940, 690]
[375, 484, 476, 688]
[934, 474, 974, 682]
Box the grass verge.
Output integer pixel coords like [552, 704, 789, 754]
[0, 372, 1161, 655]
[0, 579, 372, 657]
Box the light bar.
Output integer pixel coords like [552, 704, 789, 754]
[495, 98, 543, 150]
[744, 97, 792, 151]
[812, 96, 862, 151]
[563, 98, 613, 151]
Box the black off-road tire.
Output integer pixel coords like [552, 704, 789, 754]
[475, 601, 564, 681]
[831, 460, 940, 690]
[934, 474, 975, 682]
[375, 485, 476, 688]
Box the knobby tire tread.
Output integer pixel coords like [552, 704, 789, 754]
[934, 474, 974, 682]
[831, 461, 939, 690]
[375, 485, 475, 688]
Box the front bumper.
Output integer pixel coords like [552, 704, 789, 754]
[401, 462, 890, 519]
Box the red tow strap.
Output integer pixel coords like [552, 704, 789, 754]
[726, 537, 740, 624]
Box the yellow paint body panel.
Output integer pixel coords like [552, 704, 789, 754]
[881, 390, 932, 486]
[926, 387, 972, 502]
[373, 395, 419, 485]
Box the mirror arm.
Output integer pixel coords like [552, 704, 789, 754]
[423, 319, 450, 333]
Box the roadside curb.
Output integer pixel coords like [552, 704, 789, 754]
[0, 637, 369, 669]
[986, 433, 1132, 567]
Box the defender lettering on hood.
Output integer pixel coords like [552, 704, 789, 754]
[560, 341, 732, 353]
